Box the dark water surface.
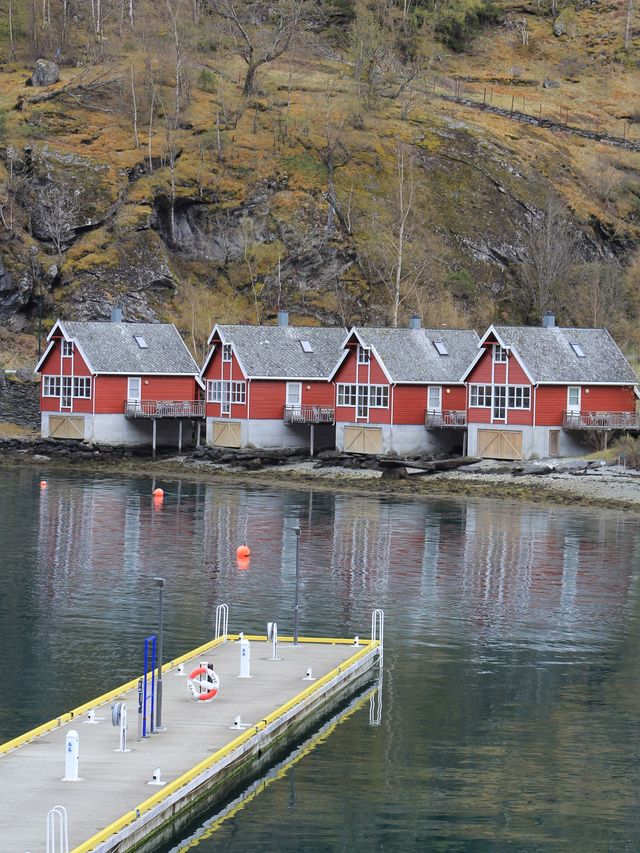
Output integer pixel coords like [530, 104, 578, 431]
[1, 467, 639, 852]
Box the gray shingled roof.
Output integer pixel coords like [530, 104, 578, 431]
[216, 325, 347, 378]
[493, 326, 637, 384]
[354, 327, 480, 383]
[60, 321, 199, 374]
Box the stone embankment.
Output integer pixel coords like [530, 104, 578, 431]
[0, 371, 40, 428]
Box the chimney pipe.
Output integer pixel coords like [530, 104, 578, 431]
[277, 311, 289, 327]
[542, 312, 555, 328]
[111, 307, 123, 323]
[409, 316, 421, 329]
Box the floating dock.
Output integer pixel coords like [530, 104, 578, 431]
[0, 618, 382, 853]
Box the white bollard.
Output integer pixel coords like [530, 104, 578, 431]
[268, 622, 281, 661]
[84, 709, 100, 725]
[238, 636, 252, 678]
[63, 730, 79, 782]
[303, 667, 316, 681]
[353, 635, 360, 646]
[148, 767, 164, 785]
[176, 663, 184, 675]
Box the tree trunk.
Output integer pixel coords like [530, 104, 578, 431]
[131, 64, 139, 148]
[624, 0, 634, 50]
[243, 62, 259, 97]
[8, 0, 15, 59]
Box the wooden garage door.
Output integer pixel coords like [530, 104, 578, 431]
[49, 415, 85, 440]
[343, 426, 382, 455]
[477, 429, 523, 460]
[213, 421, 241, 448]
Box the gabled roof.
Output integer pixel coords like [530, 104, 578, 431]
[469, 325, 637, 385]
[204, 324, 348, 380]
[336, 327, 480, 384]
[36, 320, 200, 376]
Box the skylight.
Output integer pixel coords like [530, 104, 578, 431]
[300, 340, 313, 353]
[433, 340, 449, 356]
[134, 335, 148, 349]
[570, 342, 586, 358]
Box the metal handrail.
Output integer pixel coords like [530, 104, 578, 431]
[425, 409, 467, 428]
[215, 603, 229, 641]
[562, 410, 640, 430]
[283, 404, 335, 424]
[46, 806, 69, 853]
[124, 400, 206, 418]
[371, 608, 384, 670]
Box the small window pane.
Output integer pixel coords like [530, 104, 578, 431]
[300, 340, 313, 353]
[571, 343, 586, 358]
[433, 341, 448, 356]
[134, 335, 148, 349]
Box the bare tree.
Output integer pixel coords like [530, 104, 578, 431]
[37, 183, 81, 261]
[239, 216, 262, 322]
[520, 195, 580, 320]
[206, 0, 308, 96]
[361, 145, 427, 327]
[625, 0, 634, 50]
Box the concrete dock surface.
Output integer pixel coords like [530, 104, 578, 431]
[0, 637, 367, 852]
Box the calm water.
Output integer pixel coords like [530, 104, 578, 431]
[1, 468, 640, 851]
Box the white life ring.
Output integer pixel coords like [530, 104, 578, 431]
[186, 665, 220, 702]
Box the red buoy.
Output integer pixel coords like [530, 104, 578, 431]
[153, 487, 164, 497]
[236, 557, 250, 571]
[39, 480, 47, 489]
[236, 544, 250, 559]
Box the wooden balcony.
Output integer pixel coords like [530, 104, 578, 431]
[562, 410, 640, 430]
[124, 400, 205, 419]
[283, 404, 335, 425]
[425, 409, 467, 429]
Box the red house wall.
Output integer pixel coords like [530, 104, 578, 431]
[536, 385, 635, 426]
[94, 375, 196, 414]
[393, 386, 426, 425]
[334, 345, 392, 425]
[203, 342, 248, 419]
[40, 339, 93, 413]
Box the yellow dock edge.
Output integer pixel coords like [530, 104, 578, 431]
[70, 638, 379, 853]
[0, 634, 360, 758]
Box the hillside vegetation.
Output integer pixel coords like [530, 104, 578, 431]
[0, 0, 638, 366]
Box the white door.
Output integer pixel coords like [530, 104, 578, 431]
[61, 376, 72, 410]
[567, 386, 581, 413]
[427, 386, 442, 412]
[286, 382, 302, 410]
[128, 377, 142, 402]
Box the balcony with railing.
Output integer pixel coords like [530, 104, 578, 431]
[425, 409, 467, 429]
[283, 404, 335, 425]
[562, 410, 640, 430]
[124, 400, 206, 419]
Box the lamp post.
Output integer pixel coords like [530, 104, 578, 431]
[153, 577, 165, 730]
[293, 525, 301, 645]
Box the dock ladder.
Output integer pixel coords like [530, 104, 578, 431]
[46, 805, 69, 853]
[371, 608, 384, 670]
[215, 603, 229, 641]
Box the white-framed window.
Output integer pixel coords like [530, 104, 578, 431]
[357, 385, 369, 418]
[62, 340, 73, 357]
[207, 380, 222, 403]
[222, 344, 232, 363]
[61, 376, 72, 408]
[207, 380, 245, 404]
[286, 382, 302, 407]
[43, 376, 61, 397]
[231, 381, 246, 404]
[357, 345, 370, 365]
[493, 385, 506, 420]
[369, 385, 389, 408]
[73, 377, 91, 398]
[337, 384, 357, 407]
[127, 377, 142, 402]
[508, 385, 530, 409]
[428, 386, 442, 412]
[470, 385, 492, 407]
[567, 386, 581, 413]
[493, 344, 507, 363]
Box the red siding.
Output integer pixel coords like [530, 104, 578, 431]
[40, 338, 94, 413]
[536, 385, 636, 426]
[507, 359, 530, 385]
[445, 386, 466, 410]
[467, 346, 493, 383]
[468, 407, 492, 424]
[393, 386, 426, 425]
[250, 381, 285, 419]
[303, 381, 334, 407]
[334, 351, 356, 383]
[202, 342, 248, 419]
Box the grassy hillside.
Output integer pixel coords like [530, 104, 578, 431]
[0, 0, 638, 366]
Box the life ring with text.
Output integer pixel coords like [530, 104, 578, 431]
[186, 665, 220, 702]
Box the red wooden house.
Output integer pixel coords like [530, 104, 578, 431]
[201, 313, 346, 451]
[462, 316, 639, 460]
[330, 320, 479, 455]
[36, 314, 202, 451]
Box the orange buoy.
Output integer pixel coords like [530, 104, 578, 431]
[236, 544, 250, 559]
[236, 557, 250, 571]
[39, 480, 47, 489]
[152, 487, 164, 497]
